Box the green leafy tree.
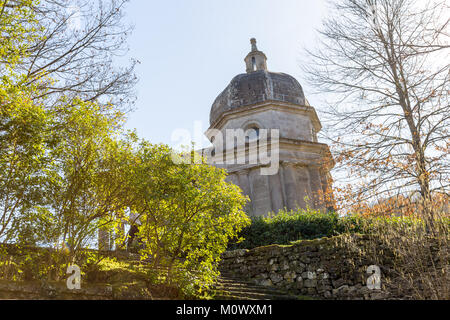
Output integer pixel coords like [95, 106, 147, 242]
[121, 142, 250, 296]
[0, 0, 39, 68]
[27, 101, 129, 258]
[0, 0, 48, 242]
[0, 95, 48, 242]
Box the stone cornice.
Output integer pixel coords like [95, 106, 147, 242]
[207, 137, 335, 173]
[208, 100, 322, 132]
[279, 138, 335, 169]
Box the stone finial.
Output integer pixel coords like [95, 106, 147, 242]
[250, 38, 258, 52]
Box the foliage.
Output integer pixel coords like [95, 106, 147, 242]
[229, 208, 363, 250]
[0, 244, 187, 298]
[0, 0, 48, 242]
[117, 142, 251, 297]
[0, 101, 48, 242]
[18, 101, 130, 257]
[345, 209, 449, 299]
[0, 243, 79, 282]
[0, 0, 40, 68]
[2, 0, 447, 301]
[1, 3, 248, 293]
[16, 0, 137, 111]
[228, 207, 444, 250]
[303, 0, 449, 220]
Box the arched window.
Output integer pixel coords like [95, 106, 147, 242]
[252, 57, 256, 71]
[246, 126, 260, 143]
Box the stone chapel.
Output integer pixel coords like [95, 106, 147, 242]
[203, 38, 334, 216]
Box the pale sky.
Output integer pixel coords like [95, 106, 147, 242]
[122, 0, 329, 148]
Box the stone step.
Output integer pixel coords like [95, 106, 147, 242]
[217, 278, 282, 289]
[212, 275, 301, 300]
[214, 295, 260, 300]
[213, 283, 290, 295]
[213, 287, 288, 297]
[214, 290, 298, 300]
[217, 276, 266, 286]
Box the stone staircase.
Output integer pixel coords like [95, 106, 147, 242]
[212, 273, 305, 300]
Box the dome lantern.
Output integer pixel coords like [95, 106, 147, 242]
[245, 38, 267, 73]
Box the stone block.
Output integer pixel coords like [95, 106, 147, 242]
[296, 277, 304, 289]
[304, 279, 317, 288]
[321, 273, 329, 279]
[270, 273, 283, 284]
[306, 288, 317, 295]
[332, 285, 349, 296]
[332, 278, 346, 288]
[283, 271, 297, 281]
[299, 255, 311, 264]
[259, 279, 273, 287]
[302, 271, 316, 280]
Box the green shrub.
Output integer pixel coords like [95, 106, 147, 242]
[228, 208, 366, 250]
[227, 208, 438, 250]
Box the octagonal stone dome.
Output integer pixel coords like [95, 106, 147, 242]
[210, 70, 306, 125]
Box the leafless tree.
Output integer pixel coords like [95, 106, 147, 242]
[20, 0, 137, 112]
[303, 0, 449, 216]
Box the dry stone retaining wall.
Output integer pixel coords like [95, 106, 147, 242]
[0, 279, 155, 300]
[219, 235, 404, 300]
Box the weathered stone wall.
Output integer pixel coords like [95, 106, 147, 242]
[0, 244, 165, 300]
[0, 278, 160, 300]
[0, 280, 115, 300]
[219, 235, 406, 300]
